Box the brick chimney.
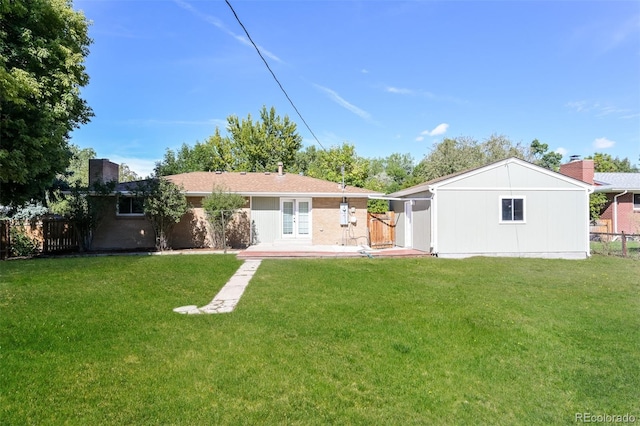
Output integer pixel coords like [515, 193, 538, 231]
[277, 161, 283, 176]
[559, 158, 594, 184]
[89, 159, 119, 187]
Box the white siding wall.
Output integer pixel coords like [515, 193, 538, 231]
[391, 200, 406, 247]
[435, 189, 588, 257]
[251, 197, 280, 244]
[411, 199, 431, 252]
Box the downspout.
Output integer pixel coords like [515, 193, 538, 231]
[613, 190, 628, 234]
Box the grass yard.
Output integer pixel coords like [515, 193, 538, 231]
[1, 254, 638, 424]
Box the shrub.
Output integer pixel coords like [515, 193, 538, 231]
[9, 226, 39, 257]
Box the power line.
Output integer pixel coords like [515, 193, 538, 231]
[224, 0, 326, 151]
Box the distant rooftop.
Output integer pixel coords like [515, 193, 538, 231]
[594, 172, 640, 191]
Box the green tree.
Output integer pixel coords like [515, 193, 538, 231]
[365, 153, 415, 194]
[0, 0, 93, 205]
[143, 178, 189, 251]
[59, 181, 114, 251]
[412, 135, 528, 182]
[530, 139, 563, 171]
[61, 144, 96, 187]
[155, 107, 302, 175]
[226, 106, 302, 172]
[119, 163, 140, 182]
[305, 143, 369, 188]
[586, 153, 638, 172]
[202, 185, 247, 249]
[589, 192, 608, 222]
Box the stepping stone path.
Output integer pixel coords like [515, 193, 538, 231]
[173, 259, 262, 315]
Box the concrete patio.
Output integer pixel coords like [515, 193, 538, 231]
[237, 243, 430, 260]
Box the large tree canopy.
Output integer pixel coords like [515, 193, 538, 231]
[0, 0, 93, 205]
[586, 152, 638, 173]
[155, 106, 302, 176]
[412, 135, 529, 183]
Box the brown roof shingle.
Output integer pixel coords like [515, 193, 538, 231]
[157, 171, 380, 197]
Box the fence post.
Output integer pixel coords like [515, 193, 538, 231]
[621, 231, 627, 258]
[221, 210, 226, 253]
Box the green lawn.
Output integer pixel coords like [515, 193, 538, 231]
[1, 255, 638, 424]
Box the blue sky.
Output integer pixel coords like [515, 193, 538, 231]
[71, 0, 640, 177]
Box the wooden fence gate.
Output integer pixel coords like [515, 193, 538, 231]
[368, 212, 395, 249]
[42, 218, 79, 253]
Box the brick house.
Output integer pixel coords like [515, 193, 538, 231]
[559, 158, 640, 234]
[88, 159, 381, 250]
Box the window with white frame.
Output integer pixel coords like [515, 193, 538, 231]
[634, 193, 640, 210]
[500, 196, 525, 222]
[117, 196, 144, 216]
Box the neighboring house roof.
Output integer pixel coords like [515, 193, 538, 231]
[116, 172, 380, 198]
[593, 173, 640, 192]
[388, 157, 593, 198]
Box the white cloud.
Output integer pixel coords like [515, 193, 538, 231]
[566, 100, 633, 118]
[386, 86, 414, 95]
[593, 137, 615, 149]
[428, 123, 449, 136]
[556, 147, 568, 157]
[314, 84, 371, 121]
[415, 123, 449, 142]
[109, 156, 157, 179]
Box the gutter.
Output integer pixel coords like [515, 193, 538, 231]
[368, 195, 432, 201]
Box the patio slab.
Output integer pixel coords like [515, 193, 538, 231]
[237, 244, 429, 260]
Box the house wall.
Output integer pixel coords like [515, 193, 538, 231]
[412, 199, 431, 252]
[251, 197, 280, 244]
[312, 197, 369, 246]
[92, 198, 155, 250]
[171, 197, 212, 248]
[435, 189, 588, 258]
[391, 200, 405, 247]
[392, 191, 431, 251]
[600, 192, 640, 234]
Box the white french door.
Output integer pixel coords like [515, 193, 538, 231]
[281, 199, 311, 239]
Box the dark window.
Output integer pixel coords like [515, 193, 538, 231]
[634, 194, 640, 210]
[118, 196, 144, 215]
[501, 197, 524, 222]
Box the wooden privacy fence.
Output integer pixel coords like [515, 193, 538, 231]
[42, 218, 79, 253]
[368, 212, 395, 249]
[590, 219, 611, 234]
[0, 220, 9, 260]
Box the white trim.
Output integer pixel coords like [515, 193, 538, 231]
[280, 198, 312, 239]
[430, 158, 593, 191]
[431, 189, 438, 253]
[499, 195, 526, 223]
[368, 195, 432, 201]
[389, 157, 593, 198]
[633, 193, 640, 211]
[432, 187, 590, 192]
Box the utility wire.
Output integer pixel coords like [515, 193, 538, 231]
[224, 0, 326, 151]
